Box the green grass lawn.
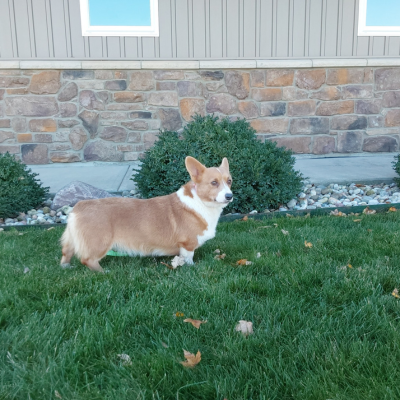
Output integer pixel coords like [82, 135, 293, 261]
[1, 212, 400, 400]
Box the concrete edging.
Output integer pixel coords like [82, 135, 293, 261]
[2, 58, 400, 70]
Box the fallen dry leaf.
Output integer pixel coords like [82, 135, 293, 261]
[281, 229, 289, 235]
[367, 229, 373, 232]
[235, 320, 254, 336]
[184, 318, 207, 329]
[0, 228, 3, 232]
[257, 225, 272, 229]
[117, 353, 132, 366]
[276, 250, 282, 257]
[304, 241, 313, 248]
[214, 253, 226, 260]
[286, 213, 294, 218]
[214, 249, 221, 254]
[175, 311, 184, 317]
[388, 207, 397, 212]
[161, 262, 175, 270]
[348, 264, 353, 269]
[330, 209, 346, 217]
[47, 227, 55, 231]
[273, 223, 278, 227]
[180, 350, 201, 368]
[256, 252, 261, 258]
[161, 342, 169, 348]
[363, 207, 376, 215]
[18, 233, 23, 236]
[54, 390, 62, 399]
[236, 259, 252, 266]
[353, 219, 362, 222]
[392, 288, 400, 299]
[171, 255, 186, 269]
[23, 267, 30, 274]
[242, 215, 248, 221]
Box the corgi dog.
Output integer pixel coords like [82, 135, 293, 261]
[60, 156, 233, 272]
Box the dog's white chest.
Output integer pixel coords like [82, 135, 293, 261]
[197, 219, 217, 246]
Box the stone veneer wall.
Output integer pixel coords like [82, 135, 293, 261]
[1, 67, 400, 164]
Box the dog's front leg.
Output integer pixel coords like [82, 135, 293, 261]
[180, 247, 195, 265]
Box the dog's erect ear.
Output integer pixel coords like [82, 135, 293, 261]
[185, 156, 206, 182]
[220, 157, 229, 171]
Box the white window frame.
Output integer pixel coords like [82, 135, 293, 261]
[358, 0, 400, 36]
[79, 0, 159, 37]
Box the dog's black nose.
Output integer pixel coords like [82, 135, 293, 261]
[225, 193, 233, 201]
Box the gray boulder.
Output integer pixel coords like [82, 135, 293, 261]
[51, 181, 117, 210]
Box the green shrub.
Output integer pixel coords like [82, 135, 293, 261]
[393, 154, 400, 186]
[133, 115, 303, 214]
[0, 152, 49, 219]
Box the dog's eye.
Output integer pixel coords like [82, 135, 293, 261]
[227, 179, 232, 185]
[211, 181, 218, 186]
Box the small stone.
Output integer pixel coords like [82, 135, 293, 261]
[42, 206, 51, 214]
[295, 69, 325, 90]
[58, 82, 78, 102]
[24, 267, 30, 274]
[287, 199, 297, 208]
[320, 197, 328, 204]
[368, 199, 379, 205]
[249, 210, 258, 214]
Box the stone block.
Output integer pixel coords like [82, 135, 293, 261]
[260, 102, 286, 117]
[316, 100, 354, 116]
[355, 99, 382, 114]
[49, 143, 71, 151]
[0, 131, 14, 142]
[76, 81, 104, 90]
[199, 71, 224, 81]
[385, 109, 400, 127]
[114, 92, 144, 103]
[341, 85, 373, 99]
[50, 152, 81, 163]
[95, 70, 114, 80]
[100, 126, 127, 142]
[129, 71, 155, 91]
[104, 80, 127, 91]
[0, 145, 19, 154]
[148, 91, 179, 107]
[364, 68, 374, 83]
[78, 110, 99, 137]
[6, 97, 58, 116]
[157, 108, 182, 131]
[115, 71, 127, 79]
[59, 103, 77, 118]
[6, 88, 28, 95]
[143, 131, 159, 148]
[129, 111, 152, 119]
[225, 71, 250, 99]
[269, 136, 311, 154]
[282, 87, 308, 100]
[375, 68, 400, 90]
[21, 143, 48, 164]
[0, 77, 30, 88]
[34, 133, 52, 143]
[107, 104, 144, 111]
[382, 91, 400, 108]
[337, 131, 364, 152]
[62, 70, 95, 80]
[177, 81, 199, 97]
[295, 69, 325, 90]
[289, 117, 330, 134]
[79, 90, 105, 110]
[180, 98, 206, 121]
[238, 101, 259, 119]
[100, 112, 127, 120]
[250, 118, 288, 133]
[287, 100, 316, 117]
[157, 81, 176, 90]
[154, 70, 185, 80]
[128, 132, 141, 142]
[29, 118, 57, 132]
[206, 94, 237, 115]
[205, 81, 225, 92]
[69, 126, 88, 150]
[312, 136, 336, 154]
[58, 119, 80, 129]
[250, 70, 264, 87]
[53, 132, 70, 142]
[29, 71, 60, 94]
[309, 87, 341, 100]
[326, 68, 364, 85]
[265, 69, 294, 86]
[122, 120, 149, 130]
[251, 88, 282, 101]
[58, 82, 78, 102]
[331, 115, 367, 130]
[363, 136, 398, 152]
[368, 115, 384, 128]
[0, 119, 10, 128]
[0, 89, 4, 99]
[84, 141, 123, 161]
[17, 133, 32, 143]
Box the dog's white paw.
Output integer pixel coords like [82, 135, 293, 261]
[61, 263, 74, 269]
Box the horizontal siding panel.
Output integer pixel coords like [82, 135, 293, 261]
[0, 0, 398, 60]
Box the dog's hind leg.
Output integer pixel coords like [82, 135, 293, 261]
[81, 258, 104, 273]
[60, 228, 75, 268]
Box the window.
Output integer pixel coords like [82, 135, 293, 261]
[80, 0, 159, 37]
[358, 0, 400, 36]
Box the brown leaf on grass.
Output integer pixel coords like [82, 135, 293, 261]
[367, 229, 373, 232]
[161, 342, 169, 348]
[236, 259, 252, 266]
[175, 312, 184, 317]
[276, 250, 282, 257]
[47, 227, 55, 231]
[347, 264, 353, 269]
[180, 350, 201, 368]
[330, 209, 346, 217]
[171, 255, 185, 269]
[392, 288, 400, 299]
[54, 390, 62, 399]
[286, 213, 293, 218]
[304, 241, 313, 248]
[184, 318, 207, 329]
[388, 207, 397, 212]
[353, 219, 362, 222]
[161, 262, 175, 270]
[257, 225, 272, 229]
[235, 320, 254, 336]
[214, 253, 226, 260]
[281, 229, 289, 235]
[117, 353, 132, 366]
[363, 207, 376, 215]
[242, 215, 248, 221]
[214, 249, 221, 254]
[273, 223, 278, 227]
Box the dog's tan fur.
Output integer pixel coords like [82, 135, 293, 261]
[60, 156, 232, 272]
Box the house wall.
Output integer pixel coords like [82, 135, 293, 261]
[1, 66, 400, 164]
[1, 0, 399, 60]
